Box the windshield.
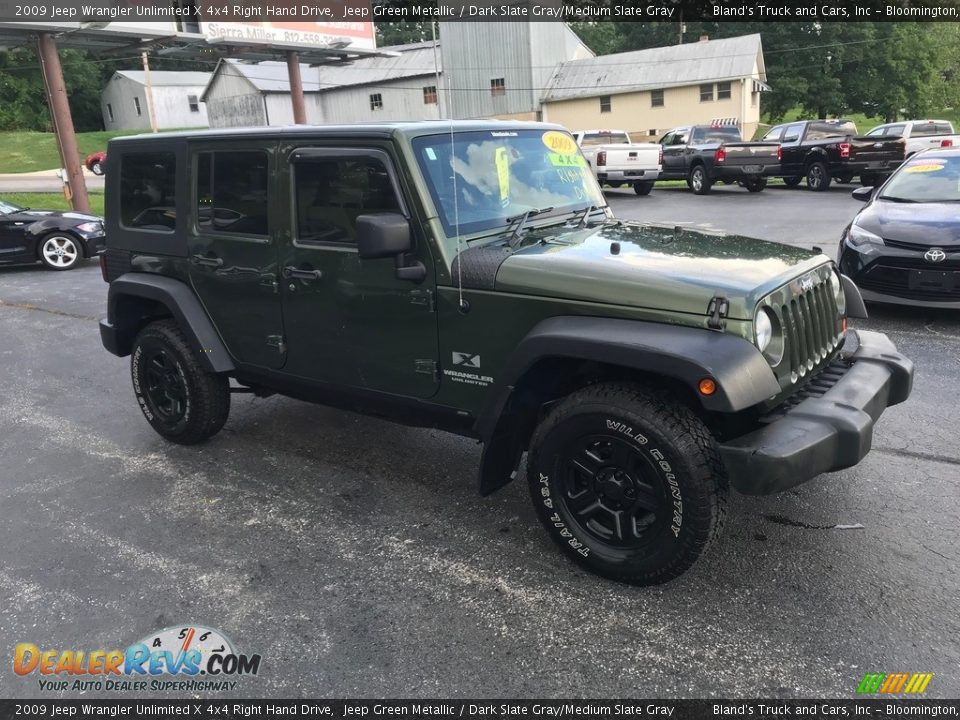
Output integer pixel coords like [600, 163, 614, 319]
[0, 198, 24, 214]
[412, 129, 604, 238]
[880, 155, 960, 203]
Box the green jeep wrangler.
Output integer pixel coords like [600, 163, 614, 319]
[99, 121, 913, 585]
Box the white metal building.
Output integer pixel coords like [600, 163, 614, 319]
[101, 70, 211, 131]
[202, 41, 445, 128]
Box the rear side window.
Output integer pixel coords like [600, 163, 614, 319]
[693, 126, 741, 143]
[120, 152, 177, 231]
[294, 157, 401, 245]
[763, 126, 784, 142]
[196, 151, 269, 236]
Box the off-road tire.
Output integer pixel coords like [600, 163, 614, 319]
[633, 180, 655, 196]
[526, 382, 728, 585]
[131, 320, 230, 445]
[806, 161, 831, 191]
[91, 161, 104, 176]
[689, 165, 712, 195]
[744, 177, 767, 193]
[783, 176, 803, 187]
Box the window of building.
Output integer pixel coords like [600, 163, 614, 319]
[648, 129, 658, 136]
[119, 152, 176, 231]
[369, 93, 383, 111]
[134, 97, 142, 116]
[651, 90, 664, 108]
[106, 104, 114, 122]
[717, 82, 732, 100]
[294, 157, 401, 245]
[598, 95, 612, 113]
[423, 86, 438, 105]
[490, 78, 506, 97]
[196, 151, 269, 236]
[188, 95, 200, 113]
[699, 84, 714, 102]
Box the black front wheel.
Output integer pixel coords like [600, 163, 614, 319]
[526, 382, 728, 585]
[131, 320, 230, 444]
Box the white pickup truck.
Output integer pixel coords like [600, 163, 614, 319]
[865, 120, 959, 158]
[573, 129, 662, 195]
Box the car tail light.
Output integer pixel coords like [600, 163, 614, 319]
[839, 142, 851, 159]
[596, 151, 606, 167]
[777, 145, 783, 161]
[658, 145, 663, 165]
[715, 147, 726, 163]
[99, 253, 108, 283]
[941, 138, 954, 148]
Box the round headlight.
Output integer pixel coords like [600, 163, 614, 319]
[830, 270, 847, 315]
[755, 307, 773, 352]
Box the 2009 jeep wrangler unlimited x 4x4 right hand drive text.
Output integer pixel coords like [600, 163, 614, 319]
[99, 122, 913, 585]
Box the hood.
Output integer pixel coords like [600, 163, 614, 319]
[494, 221, 828, 320]
[855, 200, 960, 246]
[12, 209, 101, 223]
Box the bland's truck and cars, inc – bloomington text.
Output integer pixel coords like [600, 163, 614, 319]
[99, 122, 913, 584]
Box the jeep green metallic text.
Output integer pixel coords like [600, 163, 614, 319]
[99, 122, 914, 585]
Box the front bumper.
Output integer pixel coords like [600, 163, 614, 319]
[719, 330, 913, 495]
[81, 232, 106, 256]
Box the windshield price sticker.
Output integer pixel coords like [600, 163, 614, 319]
[541, 131, 578, 155]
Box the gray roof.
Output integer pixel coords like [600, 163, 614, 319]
[214, 40, 440, 97]
[542, 34, 764, 102]
[114, 70, 211, 87]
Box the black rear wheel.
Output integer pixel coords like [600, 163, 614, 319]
[526, 382, 728, 585]
[689, 165, 712, 195]
[783, 176, 803, 187]
[744, 177, 767, 193]
[806, 161, 831, 191]
[131, 320, 230, 444]
[633, 180, 655, 196]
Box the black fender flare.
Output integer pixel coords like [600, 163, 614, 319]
[841, 273, 868, 319]
[803, 147, 829, 169]
[474, 316, 780, 495]
[102, 273, 234, 373]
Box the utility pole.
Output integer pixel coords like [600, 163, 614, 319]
[141, 51, 159, 132]
[286, 51, 306, 124]
[36, 32, 89, 213]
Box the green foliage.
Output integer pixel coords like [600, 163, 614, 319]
[375, 21, 436, 47]
[2, 191, 104, 216]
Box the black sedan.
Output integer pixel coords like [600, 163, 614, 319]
[839, 149, 960, 307]
[0, 199, 105, 271]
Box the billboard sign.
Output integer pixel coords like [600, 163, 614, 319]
[203, 20, 376, 50]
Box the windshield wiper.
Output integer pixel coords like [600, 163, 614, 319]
[571, 204, 610, 228]
[879, 196, 918, 203]
[507, 206, 553, 248]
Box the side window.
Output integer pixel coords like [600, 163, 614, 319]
[196, 151, 269, 236]
[659, 132, 674, 145]
[120, 151, 177, 231]
[763, 126, 783, 142]
[294, 156, 401, 245]
[782, 123, 804, 143]
[866, 127, 886, 137]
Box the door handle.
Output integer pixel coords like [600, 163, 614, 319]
[283, 266, 322, 281]
[191, 254, 223, 268]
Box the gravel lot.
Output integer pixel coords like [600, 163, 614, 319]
[1, 183, 958, 699]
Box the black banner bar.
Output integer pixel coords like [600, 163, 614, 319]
[2, 700, 960, 720]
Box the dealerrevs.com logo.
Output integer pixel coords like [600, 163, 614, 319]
[14, 625, 261, 693]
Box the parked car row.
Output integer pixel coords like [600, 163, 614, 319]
[580, 118, 960, 197]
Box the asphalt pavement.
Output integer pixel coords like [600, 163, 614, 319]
[1, 183, 958, 699]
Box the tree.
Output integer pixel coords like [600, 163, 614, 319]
[375, 21, 435, 47]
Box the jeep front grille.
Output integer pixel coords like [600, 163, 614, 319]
[778, 277, 842, 381]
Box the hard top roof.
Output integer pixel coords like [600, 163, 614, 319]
[108, 120, 565, 146]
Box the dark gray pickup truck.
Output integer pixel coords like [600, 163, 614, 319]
[658, 124, 781, 195]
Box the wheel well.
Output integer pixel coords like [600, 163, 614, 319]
[504, 357, 704, 449]
[112, 294, 174, 354]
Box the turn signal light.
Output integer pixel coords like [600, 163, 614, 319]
[777, 145, 783, 161]
[715, 147, 726, 163]
[839, 142, 851, 159]
[698, 378, 717, 396]
[596, 151, 607, 167]
[941, 139, 954, 148]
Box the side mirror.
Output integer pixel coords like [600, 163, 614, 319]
[851, 186, 873, 202]
[356, 213, 412, 259]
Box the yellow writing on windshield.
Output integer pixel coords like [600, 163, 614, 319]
[542, 131, 578, 155]
[548, 153, 587, 168]
[903, 163, 945, 174]
[495, 146, 510, 204]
